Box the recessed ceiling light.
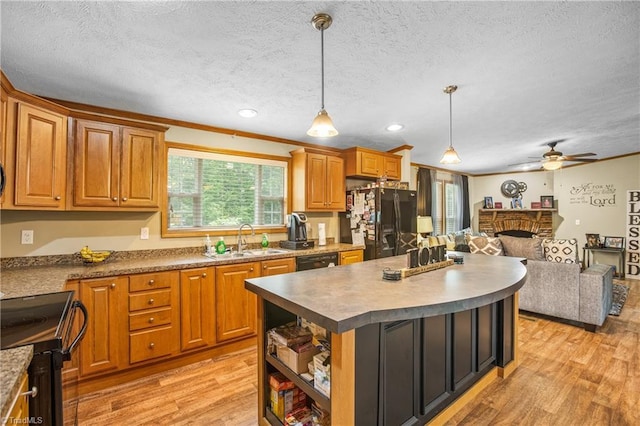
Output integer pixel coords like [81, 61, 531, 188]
[238, 109, 258, 118]
[385, 123, 404, 132]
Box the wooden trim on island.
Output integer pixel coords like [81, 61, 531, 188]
[331, 329, 356, 425]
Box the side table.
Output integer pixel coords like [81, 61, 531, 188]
[583, 247, 625, 278]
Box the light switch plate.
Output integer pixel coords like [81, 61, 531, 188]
[140, 227, 149, 240]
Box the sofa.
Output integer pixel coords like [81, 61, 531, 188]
[467, 235, 614, 331]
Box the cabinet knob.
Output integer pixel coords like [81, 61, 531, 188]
[148, 279, 155, 286]
[54, 196, 61, 200]
[110, 283, 116, 289]
[21, 386, 38, 398]
[148, 317, 155, 323]
[148, 298, 154, 305]
[149, 343, 155, 349]
[202, 272, 207, 278]
[112, 197, 118, 202]
[263, 265, 267, 269]
[250, 267, 254, 272]
[122, 197, 128, 202]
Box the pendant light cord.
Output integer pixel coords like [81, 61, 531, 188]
[449, 91, 453, 148]
[320, 26, 325, 110]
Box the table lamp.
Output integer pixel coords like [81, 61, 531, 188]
[417, 216, 433, 247]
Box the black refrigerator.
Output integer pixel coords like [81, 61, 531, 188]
[340, 187, 417, 261]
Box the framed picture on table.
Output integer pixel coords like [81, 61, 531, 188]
[603, 236, 624, 249]
[585, 233, 600, 248]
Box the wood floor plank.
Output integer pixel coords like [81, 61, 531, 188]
[76, 279, 639, 425]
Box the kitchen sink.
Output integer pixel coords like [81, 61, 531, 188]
[203, 249, 290, 259]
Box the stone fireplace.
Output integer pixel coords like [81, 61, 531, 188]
[478, 208, 555, 238]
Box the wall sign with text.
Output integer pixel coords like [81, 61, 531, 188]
[627, 190, 640, 280]
[569, 182, 617, 207]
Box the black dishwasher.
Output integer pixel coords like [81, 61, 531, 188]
[296, 252, 338, 271]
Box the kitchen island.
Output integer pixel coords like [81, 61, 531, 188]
[245, 253, 527, 425]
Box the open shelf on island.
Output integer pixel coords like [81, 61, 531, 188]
[266, 353, 331, 413]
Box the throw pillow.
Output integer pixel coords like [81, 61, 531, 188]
[468, 236, 504, 256]
[542, 238, 579, 263]
[498, 235, 544, 260]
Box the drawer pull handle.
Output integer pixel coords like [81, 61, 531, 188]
[202, 272, 207, 278]
[110, 283, 116, 289]
[148, 298, 154, 305]
[148, 317, 155, 323]
[250, 267, 254, 271]
[21, 386, 38, 398]
[149, 343, 155, 349]
[148, 279, 155, 285]
[263, 265, 267, 269]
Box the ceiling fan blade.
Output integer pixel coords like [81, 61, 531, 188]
[508, 160, 542, 167]
[565, 158, 598, 162]
[563, 153, 597, 158]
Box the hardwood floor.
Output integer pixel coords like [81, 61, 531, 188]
[77, 278, 639, 425]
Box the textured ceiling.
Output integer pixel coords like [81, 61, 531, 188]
[1, 1, 639, 175]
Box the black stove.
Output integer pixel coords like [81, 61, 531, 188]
[1, 291, 88, 425]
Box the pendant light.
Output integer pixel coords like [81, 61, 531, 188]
[307, 13, 338, 137]
[440, 85, 462, 164]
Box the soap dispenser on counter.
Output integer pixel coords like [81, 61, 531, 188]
[215, 237, 227, 254]
[261, 233, 269, 249]
[204, 235, 213, 256]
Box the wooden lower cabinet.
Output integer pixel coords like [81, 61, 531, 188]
[339, 249, 364, 265]
[180, 267, 215, 351]
[261, 257, 295, 276]
[215, 262, 260, 342]
[5, 372, 30, 425]
[79, 276, 127, 376]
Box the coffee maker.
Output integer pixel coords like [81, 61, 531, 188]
[280, 212, 315, 250]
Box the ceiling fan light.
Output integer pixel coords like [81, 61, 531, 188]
[440, 146, 462, 164]
[542, 159, 563, 170]
[307, 109, 339, 137]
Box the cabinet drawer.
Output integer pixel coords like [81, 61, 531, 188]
[129, 289, 172, 312]
[129, 272, 176, 292]
[129, 307, 173, 331]
[129, 327, 174, 363]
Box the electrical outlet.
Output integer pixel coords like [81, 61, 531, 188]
[21, 230, 34, 245]
[140, 227, 149, 240]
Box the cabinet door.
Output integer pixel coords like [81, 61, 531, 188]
[120, 127, 160, 208]
[215, 262, 260, 342]
[73, 120, 121, 207]
[383, 156, 401, 180]
[339, 249, 363, 265]
[360, 151, 381, 176]
[261, 257, 295, 276]
[325, 155, 346, 210]
[14, 103, 66, 208]
[80, 276, 126, 376]
[306, 153, 328, 209]
[180, 267, 215, 351]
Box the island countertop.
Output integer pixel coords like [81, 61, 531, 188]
[245, 253, 527, 334]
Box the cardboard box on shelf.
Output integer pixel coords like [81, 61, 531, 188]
[277, 342, 321, 374]
[285, 406, 313, 426]
[270, 386, 307, 422]
[311, 401, 330, 426]
[313, 351, 331, 398]
[269, 372, 295, 392]
[268, 322, 313, 355]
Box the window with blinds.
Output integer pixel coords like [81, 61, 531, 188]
[167, 147, 287, 231]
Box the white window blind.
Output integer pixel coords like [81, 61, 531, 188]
[167, 148, 287, 230]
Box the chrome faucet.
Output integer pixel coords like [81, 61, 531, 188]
[237, 223, 255, 254]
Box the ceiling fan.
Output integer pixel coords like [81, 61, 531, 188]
[509, 140, 597, 170]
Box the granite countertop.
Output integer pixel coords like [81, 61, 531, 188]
[245, 253, 528, 334]
[0, 346, 33, 421]
[0, 243, 361, 299]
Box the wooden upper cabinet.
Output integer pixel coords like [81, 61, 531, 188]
[343, 147, 402, 180]
[70, 115, 165, 210]
[14, 102, 67, 209]
[291, 148, 346, 212]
